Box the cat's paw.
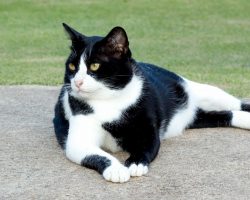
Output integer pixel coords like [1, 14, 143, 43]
[128, 163, 148, 177]
[103, 164, 130, 183]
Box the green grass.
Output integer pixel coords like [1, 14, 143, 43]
[1, 0, 250, 97]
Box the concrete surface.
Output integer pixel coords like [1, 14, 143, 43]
[0, 86, 250, 200]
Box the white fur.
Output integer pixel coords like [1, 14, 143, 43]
[75, 56, 87, 79]
[232, 111, 250, 129]
[163, 81, 197, 138]
[70, 55, 106, 98]
[128, 164, 148, 177]
[62, 90, 72, 120]
[164, 107, 196, 138]
[65, 115, 130, 182]
[102, 131, 122, 153]
[159, 119, 168, 140]
[186, 80, 241, 111]
[103, 164, 130, 183]
[65, 106, 132, 183]
[66, 115, 105, 164]
[87, 75, 143, 123]
[162, 78, 243, 139]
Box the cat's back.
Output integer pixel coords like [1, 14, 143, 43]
[133, 62, 188, 122]
[136, 62, 185, 96]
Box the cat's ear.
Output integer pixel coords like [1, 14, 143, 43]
[62, 23, 85, 46]
[100, 26, 130, 59]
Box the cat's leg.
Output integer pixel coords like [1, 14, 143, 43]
[190, 109, 250, 130]
[186, 80, 242, 112]
[53, 101, 69, 148]
[66, 115, 130, 183]
[185, 80, 250, 129]
[124, 134, 160, 177]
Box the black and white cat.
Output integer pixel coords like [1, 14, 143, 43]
[53, 23, 250, 183]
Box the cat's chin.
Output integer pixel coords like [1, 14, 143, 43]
[71, 89, 95, 100]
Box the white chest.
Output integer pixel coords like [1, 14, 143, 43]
[89, 99, 129, 123]
[63, 75, 143, 152]
[87, 75, 144, 123]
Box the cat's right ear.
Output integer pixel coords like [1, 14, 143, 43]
[62, 23, 85, 46]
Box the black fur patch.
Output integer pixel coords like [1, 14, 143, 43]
[190, 109, 233, 128]
[81, 155, 111, 174]
[241, 102, 250, 112]
[53, 88, 69, 149]
[68, 95, 93, 115]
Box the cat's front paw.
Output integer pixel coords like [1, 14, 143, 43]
[128, 163, 148, 177]
[103, 164, 130, 183]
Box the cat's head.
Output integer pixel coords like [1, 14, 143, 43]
[62, 23, 133, 100]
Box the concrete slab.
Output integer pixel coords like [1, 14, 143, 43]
[0, 86, 250, 200]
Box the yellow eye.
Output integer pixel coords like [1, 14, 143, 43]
[90, 63, 100, 71]
[69, 63, 75, 71]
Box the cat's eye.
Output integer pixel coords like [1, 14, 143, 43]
[90, 63, 100, 72]
[69, 63, 76, 71]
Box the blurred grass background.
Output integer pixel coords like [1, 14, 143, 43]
[0, 0, 250, 97]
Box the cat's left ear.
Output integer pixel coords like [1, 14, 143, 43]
[62, 23, 86, 48]
[100, 26, 130, 59]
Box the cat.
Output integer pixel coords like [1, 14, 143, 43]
[53, 23, 250, 183]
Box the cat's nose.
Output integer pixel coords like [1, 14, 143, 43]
[75, 80, 83, 88]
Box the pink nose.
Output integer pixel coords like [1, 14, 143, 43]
[75, 80, 83, 88]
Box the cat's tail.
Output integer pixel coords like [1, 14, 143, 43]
[190, 102, 250, 129]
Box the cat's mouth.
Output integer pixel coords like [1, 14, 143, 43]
[73, 88, 97, 96]
[78, 90, 93, 94]
[70, 83, 94, 94]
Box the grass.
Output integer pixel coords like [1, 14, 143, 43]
[0, 0, 250, 97]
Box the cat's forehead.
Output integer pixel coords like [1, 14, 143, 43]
[83, 36, 103, 57]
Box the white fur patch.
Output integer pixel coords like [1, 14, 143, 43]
[186, 80, 241, 111]
[97, 74, 143, 153]
[128, 164, 148, 177]
[102, 131, 122, 153]
[76, 56, 87, 77]
[87, 75, 143, 123]
[65, 115, 105, 164]
[70, 55, 105, 97]
[163, 78, 243, 138]
[232, 111, 250, 129]
[62, 90, 72, 120]
[163, 81, 197, 138]
[66, 113, 129, 183]
[103, 164, 130, 183]
[65, 115, 125, 173]
[164, 106, 196, 138]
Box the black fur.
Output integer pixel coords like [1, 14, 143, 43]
[81, 155, 111, 174]
[190, 109, 233, 129]
[242, 102, 250, 112]
[68, 95, 93, 115]
[53, 89, 69, 148]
